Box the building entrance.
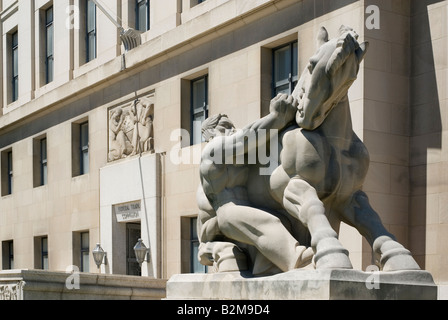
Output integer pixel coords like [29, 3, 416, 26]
[126, 223, 141, 276]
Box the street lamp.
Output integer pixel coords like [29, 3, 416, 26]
[134, 239, 150, 267]
[92, 243, 107, 268]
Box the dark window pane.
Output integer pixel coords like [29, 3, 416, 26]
[191, 76, 208, 145]
[12, 32, 18, 47]
[46, 7, 53, 23]
[13, 48, 18, 77]
[80, 123, 89, 174]
[274, 46, 291, 84]
[87, 0, 96, 32]
[41, 139, 48, 186]
[86, 0, 96, 61]
[192, 78, 206, 110]
[12, 77, 19, 101]
[273, 42, 298, 97]
[46, 25, 54, 56]
[137, 0, 149, 31]
[292, 42, 298, 78]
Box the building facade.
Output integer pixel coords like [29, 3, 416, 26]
[0, 0, 447, 294]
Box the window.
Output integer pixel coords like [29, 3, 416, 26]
[272, 41, 298, 97]
[2, 150, 13, 196]
[7, 151, 13, 195]
[192, 0, 206, 6]
[191, 75, 208, 145]
[80, 122, 89, 175]
[11, 31, 19, 102]
[86, 0, 96, 62]
[181, 216, 207, 273]
[34, 137, 48, 187]
[80, 232, 90, 272]
[72, 121, 89, 177]
[190, 218, 206, 273]
[42, 237, 49, 270]
[136, 0, 150, 32]
[72, 231, 90, 272]
[34, 236, 49, 270]
[41, 138, 48, 185]
[2, 241, 14, 270]
[45, 6, 54, 84]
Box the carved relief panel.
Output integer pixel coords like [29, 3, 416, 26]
[0, 281, 25, 300]
[108, 94, 155, 162]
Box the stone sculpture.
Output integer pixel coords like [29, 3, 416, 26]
[197, 26, 420, 276]
[108, 97, 154, 162]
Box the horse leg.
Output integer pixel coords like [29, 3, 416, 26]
[340, 190, 420, 271]
[283, 178, 353, 269]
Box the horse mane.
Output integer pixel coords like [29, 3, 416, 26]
[202, 114, 225, 142]
[325, 26, 360, 75]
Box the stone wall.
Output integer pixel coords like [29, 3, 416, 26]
[0, 269, 166, 300]
[0, 270, 166, 300]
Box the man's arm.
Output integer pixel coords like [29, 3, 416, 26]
[242, 93, 298, 133]
[224, 94, 298, 160]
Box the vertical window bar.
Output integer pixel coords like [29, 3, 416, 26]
[41, 237, 49, 270]
[8, 241, 14, 269]
[86, 0, 96, 62]
[191, 75, 208, 146]
[45, 7, 54, 84]
[80, 232, 90, 272]
[136, 0, 150, 32]
[40, 138, 48, 186]
[80, 122, 89, 175]
[12, 32, 19, 102]
[190, 218, 207, 273]
[7, 151, 13, 195]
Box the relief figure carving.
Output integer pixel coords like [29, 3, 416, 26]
[0, 281, 25, 300]
[108, 96, 155, 162]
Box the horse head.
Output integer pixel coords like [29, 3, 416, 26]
[293, 26, 369, 130]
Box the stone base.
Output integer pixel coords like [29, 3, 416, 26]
[0, 270, 167, 300]
[166, 269, 437, 300]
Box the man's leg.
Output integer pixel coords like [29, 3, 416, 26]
[217, 204, 313, 272]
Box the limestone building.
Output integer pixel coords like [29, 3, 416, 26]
[0, 0, 447, 297]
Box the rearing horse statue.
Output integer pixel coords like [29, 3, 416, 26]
[197, 26, 420, 275]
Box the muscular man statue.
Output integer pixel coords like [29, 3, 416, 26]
[197, 94, 314, 275]
[197, 25, 420, 275]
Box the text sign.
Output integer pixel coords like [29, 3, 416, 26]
[114, 201, 141, 222]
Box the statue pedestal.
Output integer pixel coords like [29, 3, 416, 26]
[166, 269, 437, 300]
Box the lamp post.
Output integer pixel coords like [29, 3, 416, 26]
[92, 243, 107, 268]
[134, 238, 150, 267]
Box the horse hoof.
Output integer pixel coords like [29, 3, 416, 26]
[381, 251, 421, 272]
[373, 236, 421, 271]
[313, 238, 353, 270]
[315, 253, 353, 269]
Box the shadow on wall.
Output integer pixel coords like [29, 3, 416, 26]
[0, 0, 359, 148]
[409, 0, 444, 270]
